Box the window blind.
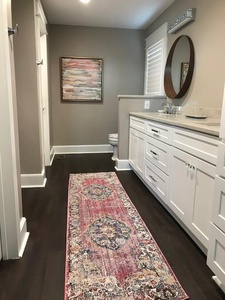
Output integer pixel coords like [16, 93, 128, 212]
[145, 38, 165, 96]
[144, 23, 168, 97]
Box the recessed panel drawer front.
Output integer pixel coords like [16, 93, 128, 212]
[172, 127, 219, 165]
[212, 176, 225, 233]
[144, 159, 169, 204]
[145, 121, 172, 145]
[217, 142, 225, 178]
[130, 116, 145, 133]
[145, 136, 171, 175]
[207, 223, 225, 285]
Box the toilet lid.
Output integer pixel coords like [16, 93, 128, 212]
[109, 133, 118, 139]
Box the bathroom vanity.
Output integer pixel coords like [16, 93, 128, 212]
[129, 112, 220, 252]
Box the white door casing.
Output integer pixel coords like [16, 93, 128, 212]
[35, 0, 51, 167]
[0, 0, 29, 259]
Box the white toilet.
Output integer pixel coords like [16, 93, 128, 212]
[108, 133, 118, 161]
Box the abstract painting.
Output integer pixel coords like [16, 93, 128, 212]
[60, 57, 103, 103]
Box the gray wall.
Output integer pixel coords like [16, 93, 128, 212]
[49, 25, 145, 146]
[145, 0, 225, 109]
[12, 0, 42, 174]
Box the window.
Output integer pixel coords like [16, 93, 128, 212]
[144, 23, 168, 97]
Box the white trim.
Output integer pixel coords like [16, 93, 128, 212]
[18, 217, 29, 258]
[21, 169, 47, 188]
[49, 146, 55, 165]
[0, 0, 29, 259]
[115, 159, 131, 171]
[53, 144, 113, 155]
[118, 95, 166, 100]
[212, 276, 225, 294]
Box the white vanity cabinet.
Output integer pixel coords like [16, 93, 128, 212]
[129, 114, 219, 251]
[207, 143, 225, 289]
[129, 117, 145, 178]
[170, 147, 216, 248]
[170, 127, 218, 249]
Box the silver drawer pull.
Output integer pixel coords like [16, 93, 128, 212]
[151, 129, 160, 136]
[149, 175, 157, 183]
[151, 129, 159, 133]
[150, 150, 158, 158]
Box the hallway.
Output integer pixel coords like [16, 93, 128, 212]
[0, 154, 224, 300]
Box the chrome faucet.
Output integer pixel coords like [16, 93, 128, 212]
[164, 102, 177, 114]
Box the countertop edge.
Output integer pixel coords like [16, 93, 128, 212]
[130, 112, 220, 138]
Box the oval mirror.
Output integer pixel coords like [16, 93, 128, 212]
[164, 35, 195, 99]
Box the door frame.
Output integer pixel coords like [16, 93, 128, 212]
[0, 0, 29, 259]
[35, 0, 51, 167]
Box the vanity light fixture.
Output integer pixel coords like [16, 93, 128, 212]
[79, 0, 91, 3]
[168, 8, 196, 34]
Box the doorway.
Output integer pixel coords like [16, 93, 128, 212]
[36, 3, 51, 167]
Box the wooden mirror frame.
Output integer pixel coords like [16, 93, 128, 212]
[164, 35, 195, 99]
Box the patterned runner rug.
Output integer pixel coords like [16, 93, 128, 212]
[64, 172, 188, 300]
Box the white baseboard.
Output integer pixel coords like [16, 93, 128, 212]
[53, 144, 113, 155]
[49, 146, 55, 165]
[21, 169, 47, 188]
[115, 159, 131, 171]
[212, 276, 225, 293]
[18, 217, 29, 258]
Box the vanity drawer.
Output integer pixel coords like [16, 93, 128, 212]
[144, 159, 169, 205]
[217, 142, 225, 178]
[207, 223, 225, 286]
[172, 127, 219, 165]
[145, 136, 171, 175]
[212, 175, 225, 233]
[130, 116, 145, 133]
[145, 120, 172, 145]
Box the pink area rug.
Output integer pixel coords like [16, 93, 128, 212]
[64, 172, 188, 300]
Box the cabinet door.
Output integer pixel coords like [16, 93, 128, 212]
[212, 176, 225, 233]
[207, 223, 225, 286]
[169, 148, 190, 225]
[129, 128, 145, 178]
[136, 131, 145, 177]
[129, 128, 138, 170]
[188, 156, 216, 249]
[217, 142, 225, 178]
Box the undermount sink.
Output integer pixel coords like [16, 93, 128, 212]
[200, 122, 220, 126]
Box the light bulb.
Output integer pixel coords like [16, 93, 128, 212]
[80, 0, 91, 4]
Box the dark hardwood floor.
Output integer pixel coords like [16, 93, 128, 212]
[0, 153, 225, 300]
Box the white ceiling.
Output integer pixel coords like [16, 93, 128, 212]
[41, 0, 175, 30]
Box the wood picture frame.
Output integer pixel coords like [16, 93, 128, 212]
[60, 57, 103, 103]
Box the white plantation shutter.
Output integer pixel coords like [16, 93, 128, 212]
[144, 23, 168, 97]
[145, 39, 165, 95]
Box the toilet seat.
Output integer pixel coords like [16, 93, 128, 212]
[108, 133, 118, 161]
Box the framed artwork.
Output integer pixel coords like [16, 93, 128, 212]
[60, 57, 103, 103]
[180, 62, 189, 89]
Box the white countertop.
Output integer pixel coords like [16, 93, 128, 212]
[130, 112, 221, 137]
